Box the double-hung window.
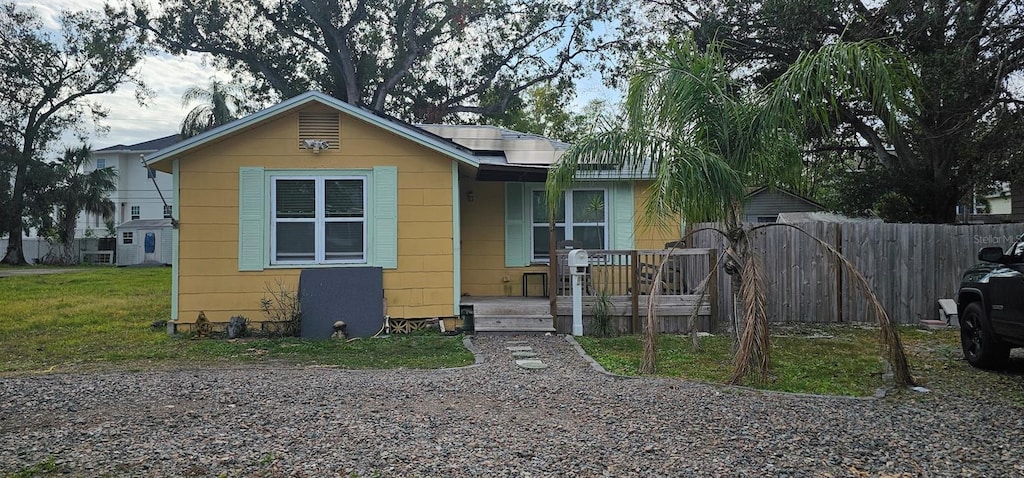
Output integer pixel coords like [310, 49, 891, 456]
[531, 189, 607, 261]
[272, 176, 366, 264]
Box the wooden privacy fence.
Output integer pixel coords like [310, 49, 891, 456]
[689, 221, 1024, 325]
[552, 248, 718, 333]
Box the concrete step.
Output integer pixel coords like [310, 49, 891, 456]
[471, 302, 551, 316]
[474, 314, 555, 333]
[919, 319, 949, 330]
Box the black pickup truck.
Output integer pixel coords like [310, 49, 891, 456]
[957, 242, 1024, 369]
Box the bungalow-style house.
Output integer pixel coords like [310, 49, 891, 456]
[145, 91, 709, 335]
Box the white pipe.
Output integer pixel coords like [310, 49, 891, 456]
[572, 273, 583, 336]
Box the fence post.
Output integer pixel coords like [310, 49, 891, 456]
[835, 223, 843, 323]
[631, 250, 640, 334]
[708, 248, 719, 332]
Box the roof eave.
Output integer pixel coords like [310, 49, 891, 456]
[144, 92, 480, 168]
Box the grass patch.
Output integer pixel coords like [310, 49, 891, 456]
[0, 267, 473, 374]
[578, 326, 1024, 401]
[578, 327, 892, 396]
[899, 327, 1024, 407]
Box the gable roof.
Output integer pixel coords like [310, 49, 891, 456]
[745, 186, 825, 209]
[144, 91, 481, 167]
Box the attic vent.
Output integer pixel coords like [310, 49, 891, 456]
[299, 112, 340, 150]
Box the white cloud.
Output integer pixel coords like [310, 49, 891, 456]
[17, 0, 225, 149]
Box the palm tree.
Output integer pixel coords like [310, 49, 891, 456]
[44, 146, 117, 264]
[180, 79, 249, 138]
[547, 37, 917, 386]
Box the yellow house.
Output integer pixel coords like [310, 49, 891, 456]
[146, 92, 696, 335]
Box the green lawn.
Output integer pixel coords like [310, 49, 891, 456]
[0, 267, 473, 374]
[577, 326, 1024, 401]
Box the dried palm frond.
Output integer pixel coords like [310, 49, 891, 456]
[729, 250, 771, 384]
[638, 253, 668, 375]
[753, 223, 915, 387]
[683, 249, 726, 352]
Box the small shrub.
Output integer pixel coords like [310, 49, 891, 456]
[592, 290, 613, 337]
[260, 279, 301, 337]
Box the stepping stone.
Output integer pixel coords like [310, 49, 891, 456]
[515, 359, 548, 369]
[511, 351, 538, 358]
[506, 346, 533, 352]
[504, 341, 529, 345]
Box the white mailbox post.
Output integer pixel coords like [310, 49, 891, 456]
[567, 249, 590, 336]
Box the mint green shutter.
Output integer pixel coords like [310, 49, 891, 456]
[610, 182, 634, 250]
[371, 166, 398, 268]
[238, 167, 266, 271]
[504, 183, 530, 267]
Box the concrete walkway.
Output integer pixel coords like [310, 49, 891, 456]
[0, 268, 74, 278]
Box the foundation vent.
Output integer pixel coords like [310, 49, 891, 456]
[299, 112, 340, 150]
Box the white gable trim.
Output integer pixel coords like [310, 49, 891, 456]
[144, 91, 480, 168]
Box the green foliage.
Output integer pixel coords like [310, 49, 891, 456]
[591, 289, 613, 337]
[180, 78, 252, 138]
[0, 268, 474, 373]
[132, 0, 626, 123]
[643, 0, 1024, 223]
[10, 457, 58, 477]
[485, 83, 619, 143]
[36, 146, 118, 265]
[0, 2, 149, 264]
[548, 36, 913, 227]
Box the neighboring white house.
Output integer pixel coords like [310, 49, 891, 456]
[78, 134, 179, 238]
[1, 134, 180, 263]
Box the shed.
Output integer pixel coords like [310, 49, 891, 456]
[115, 219, 174, 266]
[743, 187, 825, 223]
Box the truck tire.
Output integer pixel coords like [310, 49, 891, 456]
[960, 302, 1010, 369]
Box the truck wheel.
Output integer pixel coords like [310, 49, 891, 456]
[960, 302, 1010, 369]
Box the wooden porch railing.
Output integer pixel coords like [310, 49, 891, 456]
[551, 248, 718, 333]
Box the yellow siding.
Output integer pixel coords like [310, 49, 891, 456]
[175, 105, 455, 324]
[459, 179, 684, 297]
[459, 178, 547, 296]
[633, 181, 685, 249]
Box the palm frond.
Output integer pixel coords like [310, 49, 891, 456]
[755, 222, 916, 387]
[639, 253, 667, 375]
[761, 39, 918, 137]
[729, 249, 771, 384]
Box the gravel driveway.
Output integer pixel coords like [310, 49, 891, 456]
[2, 335, 1022, 477]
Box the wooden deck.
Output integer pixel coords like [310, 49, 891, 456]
[460, 248, 719, 335]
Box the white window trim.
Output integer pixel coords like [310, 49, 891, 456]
[529, 186, 608, 262]
[270, 175, 367, 265]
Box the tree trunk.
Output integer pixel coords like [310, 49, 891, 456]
[2, 155, 30, 265]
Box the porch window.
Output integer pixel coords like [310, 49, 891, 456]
[271, 177, 366, 264]
[530, 189, 607, 261]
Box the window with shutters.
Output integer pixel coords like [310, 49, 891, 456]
[271, 176, 365, 264]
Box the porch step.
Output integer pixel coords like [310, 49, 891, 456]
[471, 301, 551, 317]
[474, 314, 555, 333]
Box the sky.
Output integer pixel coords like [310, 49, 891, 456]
[27, 0, 222, 150]
[25, 0, 621, 152]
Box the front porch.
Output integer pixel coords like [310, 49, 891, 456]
[460, 248, 720, 335]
